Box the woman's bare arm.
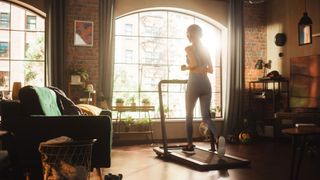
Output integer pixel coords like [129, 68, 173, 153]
[185, 46, 198, 70]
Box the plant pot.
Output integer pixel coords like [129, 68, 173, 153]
[71, 75, 81, 84]
[116, 103, 124, 107]
[210, 112, 216, 119]
[142, 103, 150, 106]
[131, 103, 136, 106]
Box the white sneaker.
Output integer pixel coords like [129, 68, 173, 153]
[217, 136, 225, 157]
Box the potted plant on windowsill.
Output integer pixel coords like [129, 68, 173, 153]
[116, 98, 124, 107]
[141, 98, 150, 106]
[129, 96, 136, 106]
[210, 106, 221, 119]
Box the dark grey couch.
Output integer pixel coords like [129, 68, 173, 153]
[0, 86, 112, 179]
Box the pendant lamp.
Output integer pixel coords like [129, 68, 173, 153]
[298, 0, 312, 45]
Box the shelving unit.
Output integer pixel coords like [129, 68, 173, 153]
[111, 105, 154, 142]
[248, 78, 289, 137]
[67, 82, 96, 105]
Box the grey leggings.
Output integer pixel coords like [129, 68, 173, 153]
[185, 73, 215, 144]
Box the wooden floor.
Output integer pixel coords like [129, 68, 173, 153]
[92, 139, 320, 180]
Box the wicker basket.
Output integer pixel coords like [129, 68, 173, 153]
[38, 139, 96, 180]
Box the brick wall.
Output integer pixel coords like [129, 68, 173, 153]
[64, 0, 100, 95]
[243, 3, 267, 113]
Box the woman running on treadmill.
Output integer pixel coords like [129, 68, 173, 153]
[181, 24, 216, 153]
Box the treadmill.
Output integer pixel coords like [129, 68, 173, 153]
[153, 79, 250, 171]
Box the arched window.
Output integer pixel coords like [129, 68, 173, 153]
[113, 9, 225, 120]
[0, 1, 45, 97]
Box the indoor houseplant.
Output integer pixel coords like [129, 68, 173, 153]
[141, 98, 150, 106]
[70, 68, 89, 84]
[116, 98, 124, 106]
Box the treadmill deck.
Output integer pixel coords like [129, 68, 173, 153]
[153, 145, 250, 171]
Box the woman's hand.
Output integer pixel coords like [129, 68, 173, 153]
[181, 64, 188, 71]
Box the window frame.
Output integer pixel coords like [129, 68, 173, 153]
[0, 1, 46, 93]
[113, 9, 225, 120]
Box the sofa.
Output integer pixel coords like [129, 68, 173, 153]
[0, 86, 112, 179]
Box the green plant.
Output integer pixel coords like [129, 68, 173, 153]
[164, 106, 169, 113]
[136, 118, 149, 131]
[70, 68, 89, 80]
[141, 98, 150, 104]
[123, 116, 134, 131]
[128, 96, 136, 103]
[25, 63, 37, 83]
[210, 106, 221, 118]
[211, 106, 221, 113]
[116, 98, 124, 104]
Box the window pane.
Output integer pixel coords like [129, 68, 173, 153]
[11, 5, 25, 30]
[0, 41, 9, 58]
[10, 31, 25, 60]
[140, 65, 167, 91]
[168, 92, 185, 118]
[140, 11, 167, 37]
[26, 15, 36, 30]
[10, 61, 44, 88]
[113, 64, 139, 91]
[23, 61, 44, 86]
[116, 14, 138, 36]
[115, 36, 138, 63]
[10, 61, 24, 86]
[168, 12, 194, 38]
[0, 60, 9, 90]
[140, 37, 167, 65]
[0, 2, 10, 29]
[168, 38, 188, 65]
[168, 65, 188, 81]
[0, 12, 9, 28]
[25, 32, 44, 60]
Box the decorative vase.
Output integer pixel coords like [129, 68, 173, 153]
[12, 82, 22, 100]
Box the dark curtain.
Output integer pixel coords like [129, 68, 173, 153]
[99, 0, 115, 107]
[46, 0, 65, 90]
[224, 0, 244, 135]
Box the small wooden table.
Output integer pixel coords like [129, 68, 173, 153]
[282, 126, 320, 180]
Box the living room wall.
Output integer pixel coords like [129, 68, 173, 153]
[266, 0, 320, 78]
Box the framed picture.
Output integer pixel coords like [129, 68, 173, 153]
[74, 20, 93, 46]
[0, 42, 9, 58]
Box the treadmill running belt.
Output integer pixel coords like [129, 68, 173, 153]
[171, 148, 241, 165]
[155, 146, 250, 171]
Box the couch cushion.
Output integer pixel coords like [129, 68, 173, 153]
[76, 104, 102, 115]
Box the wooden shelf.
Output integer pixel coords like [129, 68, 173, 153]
[112, 106, 154, 142]
[114, 131, 153, 135]
[111, 106, 155, 112]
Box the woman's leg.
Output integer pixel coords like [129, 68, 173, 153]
[185, 84, 198, 146]
[199, 89, 216, 150]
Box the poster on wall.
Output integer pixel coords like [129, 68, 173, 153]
[74, 20, 93, 46]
